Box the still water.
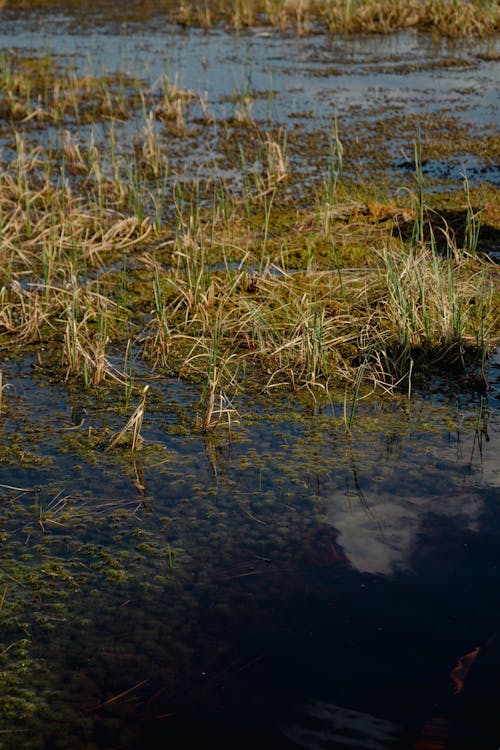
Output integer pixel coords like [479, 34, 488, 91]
[0, 348, 498, 749]
[0, 4, 499, 749]
[0, 2, 499, 187]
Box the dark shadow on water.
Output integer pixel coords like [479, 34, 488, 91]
[36, 497, 500, 750]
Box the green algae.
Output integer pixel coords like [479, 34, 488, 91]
[0, 20, 497, 747]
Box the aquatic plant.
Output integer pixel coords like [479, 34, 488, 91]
[0, 20, 497, 750]
[171, 0, 500, 35]
[0, 51, 497, 411]
[1, 0, 497, 35]
[106, 385, 150, 452]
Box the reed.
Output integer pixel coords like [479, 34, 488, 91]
[170, 0, 500, 34]
[37, 490, 72, 533]
[62, 280, 114, 386]
[0, 54, 497, 409]
[183, 313, 241, 433]
[344, 356, 368, 431]
[462, 173, 482, 259]
[324, 0, 499, 35]
[375, 237, 494, 374]
[412, 134, 426, 247]
[2, 0, 498, 35]
[0, 369, 7, 414]
[106, 385, 150, 452]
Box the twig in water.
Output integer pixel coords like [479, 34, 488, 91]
[105, 386, 149, 452]
[91, 679, 150, 710]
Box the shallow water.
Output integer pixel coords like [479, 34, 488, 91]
[0, 5, 499, 749]
[0, 347, 498, 749]
[1, 8, 499, 187]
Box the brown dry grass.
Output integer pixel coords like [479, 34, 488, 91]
[0, 0, 497, 35]
[0, 128, 498, 403]
[0, 52, 498, 427]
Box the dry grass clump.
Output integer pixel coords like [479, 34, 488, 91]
[371, 241, 496, 376]
[0, 122, 497, 407]
[0, 54, 498, 430]
[139, 238, 496, 398]
[0, 53, 141, 124]
[172, 0, 500, 35]
[0, 132, 156, 386]
[421, 0, 499, 36]
[323, 0, 499, 36]
[0, 0, 497, 35]
[0, 128, 156, 270]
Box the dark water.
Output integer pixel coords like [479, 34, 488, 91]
[0, 349, 498, 749]
[0, 4, 499, 748]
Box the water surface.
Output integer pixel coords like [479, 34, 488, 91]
[0, 5, 499, 749]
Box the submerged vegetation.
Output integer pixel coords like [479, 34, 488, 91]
[0, 9, 498, 745]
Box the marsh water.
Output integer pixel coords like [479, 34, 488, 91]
[0, 4, 500, 749]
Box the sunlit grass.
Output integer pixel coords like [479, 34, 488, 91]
[1, 0, 498, 35]
[0, 50, 498, 432]
[0, 131, 498, 401]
